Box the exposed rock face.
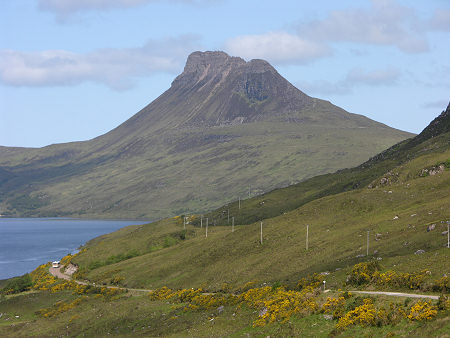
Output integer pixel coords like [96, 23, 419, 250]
[141, 50, 315, 129]
[64, 263, 78, 276]
[411, 102, 450, 144]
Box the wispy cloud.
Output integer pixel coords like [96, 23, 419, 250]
[421, 100, 449, 110]
[224, 32, 331, 65]
[224, 0, 443, 66]
[346, 68, 400, 86]
[38, 0, 217, 21]
[297, 0, 429, 53]
[298, 67, 401, 96]
[0, 36, 201, 90]
[429, 9, 450, 31]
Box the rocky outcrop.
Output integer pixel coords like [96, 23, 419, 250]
[64, 263, 78, 276]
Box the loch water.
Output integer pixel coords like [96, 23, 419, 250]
[0, 218, 149, 280]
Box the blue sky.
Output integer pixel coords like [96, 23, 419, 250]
[1, 0, 449, 147]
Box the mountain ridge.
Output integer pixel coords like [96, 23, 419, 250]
[0, 51, 414, 219]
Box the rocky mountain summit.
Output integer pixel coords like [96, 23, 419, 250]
[0, 51, 414, 219]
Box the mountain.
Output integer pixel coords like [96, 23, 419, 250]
[0, 51, 414, 219]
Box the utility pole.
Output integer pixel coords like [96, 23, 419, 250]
[232, 217, 235, 232]
[200, 216, 203, 229]
[206, 218, 208, 238]
[367, 230, 370, 256]
[260, 221, 263, 245]
[238, 197, 241, 210]
[306, 224, 309, 251]
[447, 221, 449, 248]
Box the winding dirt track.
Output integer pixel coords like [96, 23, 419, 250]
[49, 265, 149, 292]
[49, 266, 440, 299]
[349, 290, 439, 300]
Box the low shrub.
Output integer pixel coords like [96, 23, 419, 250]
[1, 274, 33, 295]
[346, 261, 381, 286]
[407, 301, 438, 321]
[36, 297, 85, 318]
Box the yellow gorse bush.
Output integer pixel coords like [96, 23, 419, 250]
[346, 261, 381, 285]
[37, 297, 86, 318]
[149, 279, 320, 327]
[336, 298, 379, 330]
[407, 301, 438, 321]
[321, 294, 347, 319]
[250, 286, 318, 327]
[372, 270, 427, 290]
[30, 263, 58, 291]
[433, 276, 449, 293]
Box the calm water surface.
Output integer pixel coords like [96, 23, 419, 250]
[0, 218, 149, 280]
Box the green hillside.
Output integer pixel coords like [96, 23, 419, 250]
[0, 51, 412, 219]
[0, 106, 448, 337]
[67, 104, 450, 291]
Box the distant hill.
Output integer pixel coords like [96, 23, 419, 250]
[0, 51, 413, 219]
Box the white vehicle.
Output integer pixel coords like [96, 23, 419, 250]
[52, 261, 60, 268]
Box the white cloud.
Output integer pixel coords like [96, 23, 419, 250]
[224, 32, 330, 65]
[429, 9, 450, 31]
[298, 0, 429, 53]
[421, 100, 449, 110]
[346, 68, 400, 86]
[38, 0, 217, 20]
[298, 80, 352, 96]
[298, 67, 401, 96]
[0, 36, 200, 90]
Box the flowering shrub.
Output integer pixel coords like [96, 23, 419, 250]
[407, 301, 437, 321]
[432, 276, 449, 293]
[60, 254, 73, 266]
[346, 262, 438, 291]
[372, 270, 427, 290]
[50, 280, 77, 293]
[336, 299, 381, 330]
[321, 293, 348, 319]
[72, 284, 124, 299]
[149, 278, 321, 327]
[437, 294, 450, 311]
[36, 297, 85, 318]
[297, 273, 323, 290]
[110, 275, 125, 285]
[249, 286, 318, 326]
[346, 261, 381, 285]
[30, 263, 59, 291]
[237, 280, 258, 292]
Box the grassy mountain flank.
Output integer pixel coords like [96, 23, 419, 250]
[0, 51, 412, 219]
[204, 103, 450, 226]
[67, 104, 449, 291]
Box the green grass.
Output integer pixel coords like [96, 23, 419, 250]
[67, 143, 450, 292]
[0, 288, 447, 337]
[202, 131, 450, 227]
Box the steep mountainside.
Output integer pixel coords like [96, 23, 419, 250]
[0, 51, 413, 219]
